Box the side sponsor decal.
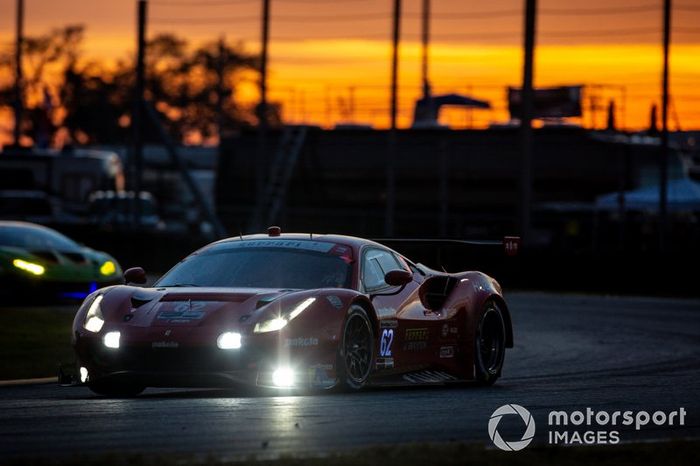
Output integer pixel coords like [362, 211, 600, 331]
[405, 328, 428, 341]
[380, 319, 399, 329]
[403, 341, 428, 351]
[285, 337, 319, 347]
[441, 323, 449, 338]
[380, 329, 394, 356]
[441, 323, 459, 338]
[439, 346, 455, 358]
[375, 357, 394, 369]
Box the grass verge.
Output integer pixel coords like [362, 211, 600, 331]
[0, 306, 76, 380]
[4, 439, 699, 466]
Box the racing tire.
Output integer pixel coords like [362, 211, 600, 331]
[88, 380, 145, 397]
[474, 300, 506, 386]
[337, 304, 375, 390]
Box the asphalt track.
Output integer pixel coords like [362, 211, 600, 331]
[1, 292, 699, 460]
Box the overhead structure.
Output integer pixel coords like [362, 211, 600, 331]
[412, 93, 491, 128]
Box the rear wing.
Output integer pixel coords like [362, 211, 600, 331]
[373, 236, 521, 258]
[372, 236, 521, 280]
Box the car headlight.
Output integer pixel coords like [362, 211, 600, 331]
[13, 259, 45, 276]
[272, 367, 295, 388]
[100, 260, 116, 276]
[103, 331, 120, 349]
[83, 295, 105, 333]
[253, 298, 316, 333]
[217, 332, 242, 349]
[254, 317, 288, 333]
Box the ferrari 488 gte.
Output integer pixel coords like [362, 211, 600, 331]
[68, 228, 516, 396]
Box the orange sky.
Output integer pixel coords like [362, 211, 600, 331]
[0, 0, 699, 134]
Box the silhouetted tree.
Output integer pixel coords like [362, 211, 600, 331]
[1, 27, 260, 146]
[0, 25, 84, 145]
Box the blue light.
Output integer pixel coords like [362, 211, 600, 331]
[60, 291, 90, 299]
[59, 283, 98, 300]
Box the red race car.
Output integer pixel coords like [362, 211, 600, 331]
[67, 228, 516, 396]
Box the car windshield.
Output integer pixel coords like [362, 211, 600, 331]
[156, 240, 353, 289]
[0, 224, 80, 251]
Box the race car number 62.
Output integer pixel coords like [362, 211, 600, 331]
[380, 329, 394, 356]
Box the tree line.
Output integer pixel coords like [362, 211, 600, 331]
[0, 25, 271, 147]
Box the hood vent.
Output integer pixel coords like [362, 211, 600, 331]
[256, 295, 279, 309]
[131, 290, 160, 308]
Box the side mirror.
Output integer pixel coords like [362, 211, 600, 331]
[370, 270, 413, 301]
[384, 269, 413, 287]
[124, 267, 147, 285]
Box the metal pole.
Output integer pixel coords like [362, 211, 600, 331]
[421, 0, 430, 96]
[132, 0, 147, 227]
[256, 0, 270, 223]
[390, 0, 400, 131]
[439, 139, 448, 237]
[386, 0, 401, 236]
[659, 0, 671, 252]
[519, 0, 537, 243]
[13, 0, 24, 147]
[217, 36, 225, 138]
[349, 86, 355, 122]
[144, 103, 227, 239]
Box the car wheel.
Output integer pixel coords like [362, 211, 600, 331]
[474, 301, 506, 386]
[338, 304, 374, 390]
[88, 380, 145, 397]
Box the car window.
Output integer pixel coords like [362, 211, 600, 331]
[156, 240, 353, 290]
[361, 248, 404, 291]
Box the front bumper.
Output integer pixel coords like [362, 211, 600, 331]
[72, 334, 338, 390]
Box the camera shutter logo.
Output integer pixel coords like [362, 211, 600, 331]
[488, 404, 536, 451]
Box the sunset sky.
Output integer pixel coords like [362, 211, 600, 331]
[1, 0, 699, 135]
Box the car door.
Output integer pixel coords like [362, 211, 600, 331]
[360, 248, 449, 371]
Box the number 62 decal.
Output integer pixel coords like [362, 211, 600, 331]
[380, 329, 394, 357]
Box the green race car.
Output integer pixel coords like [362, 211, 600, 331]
[0, 221, 122, 301]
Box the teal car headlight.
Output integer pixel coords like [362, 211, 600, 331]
[83, 295, 105, 333]
[254, 297, 316, 333]
[13, 259, 45, 276]
[99, 260, 117, 276]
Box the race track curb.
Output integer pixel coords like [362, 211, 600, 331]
[0, 377, 58, 387]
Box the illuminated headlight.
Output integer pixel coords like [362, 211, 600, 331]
[217, 332, 242, 350]
[13, 259, 45, 276]
[288, 297, 316, 319]
[103, 331, 121, 349]
[254, 317, 288, 333]
[100, 260, 116, 276]
[253, 298, 316, 333]
[83, 295, 105, 333]
[79, 367, 89, 383]
[272, 367, 295, 388]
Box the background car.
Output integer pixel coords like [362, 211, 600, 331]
[69, 228, 514, 396]
[0, 221, 123, 301]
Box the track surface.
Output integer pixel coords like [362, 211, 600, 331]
[1, 292, 699, 459]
